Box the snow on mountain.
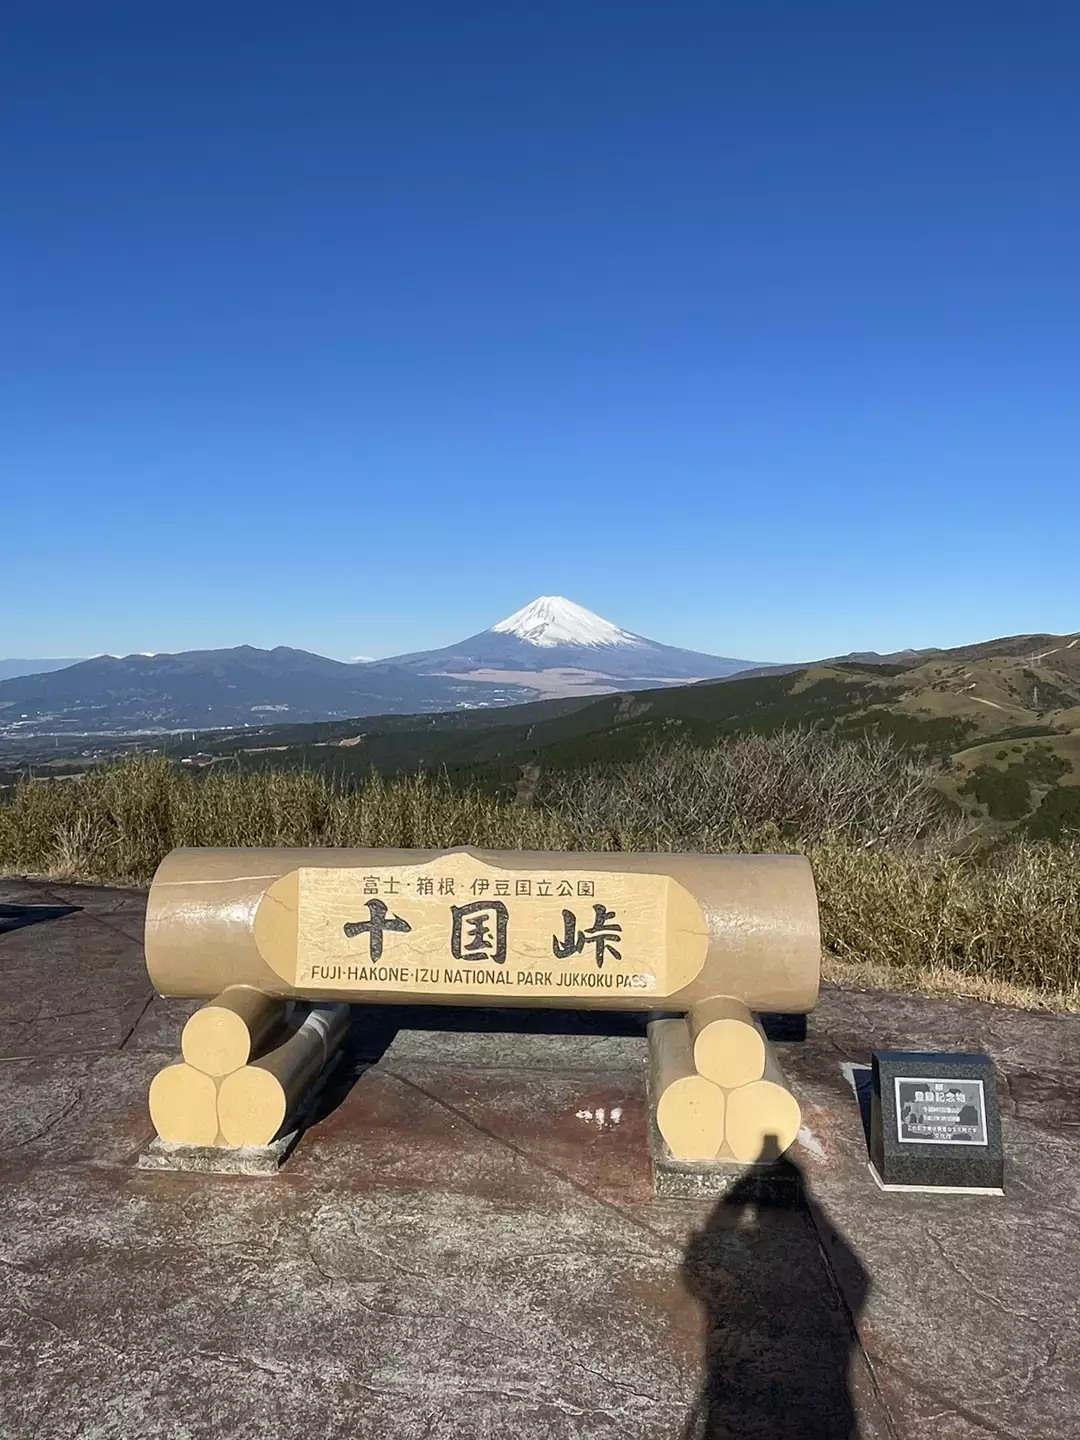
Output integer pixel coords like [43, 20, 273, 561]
[490, 596, 640, 649]
[385, 596, 762, 691]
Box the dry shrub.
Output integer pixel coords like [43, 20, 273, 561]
[539, 729, 949, 850]
[47, 814, 109, 881]
[0, 757, 591, 884]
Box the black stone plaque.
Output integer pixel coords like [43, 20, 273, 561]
[870, 1051, 1003, 1192]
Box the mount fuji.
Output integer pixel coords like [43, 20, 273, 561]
[385, 596, 760, 694]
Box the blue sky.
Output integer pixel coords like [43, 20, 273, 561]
[4, 1, 1078, 664]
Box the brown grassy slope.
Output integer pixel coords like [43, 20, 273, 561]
[7, 629, 1077, 834]
[798, 644, 1080, 829]
[888, 650, 1080, 731]
[935, 631, 1080, 664]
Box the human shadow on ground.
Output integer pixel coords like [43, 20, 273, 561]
[680, 1146, 869, 1440]
[0, 903, 80, 936]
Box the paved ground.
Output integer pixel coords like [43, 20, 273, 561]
[1, 877, 1078, 1439]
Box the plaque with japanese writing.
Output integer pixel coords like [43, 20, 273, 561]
[894, 1077, 988, 1146]
[253, 854, 709, 1001]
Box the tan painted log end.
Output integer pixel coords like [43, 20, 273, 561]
[649, 1017, 726, 1161]
[216, 1066, 290, 1148]
[216, 1004, 350, 1147]
[181, 987, 287, 1077]
[144, 847, 821, 1015]
[688, 996, 767, 1089]
[724, 1076, 802, 1163]
[148, 1063, 221, 1147]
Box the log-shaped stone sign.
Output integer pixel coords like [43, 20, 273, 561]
[144, 847, 820, 1166]
[145, 846, 821, 1013]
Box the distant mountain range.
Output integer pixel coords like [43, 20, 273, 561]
[0, 597, 762, 735]
[0, 646, 538, 735]
[5, 620, 1078, 836]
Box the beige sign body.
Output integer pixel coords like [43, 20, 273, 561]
[253, 854, 709, 1002]
[145, 846, 821, 1013]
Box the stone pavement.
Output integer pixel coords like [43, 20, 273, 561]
[1, 877, 1078, 1439]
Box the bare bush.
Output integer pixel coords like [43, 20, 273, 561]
[47, 814, 110, 881]
[538, 729, 954, 851]
[0, 757, 595, 885]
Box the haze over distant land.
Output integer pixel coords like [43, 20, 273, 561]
[3, 591, 1076, 748]
[5, 611, 1078, 844]
[0, 659, 83, 682]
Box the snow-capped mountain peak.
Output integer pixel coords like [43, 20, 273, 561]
[383, 596, 760, 687]
[490, 596, 639, 650]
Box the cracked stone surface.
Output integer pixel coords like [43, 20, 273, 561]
[1, 879, 1078, 1437]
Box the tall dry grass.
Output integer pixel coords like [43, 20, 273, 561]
[543, 734, 1080, 1006]
[813, 831, 1080, 1004]
[1, 732, 1077, 1006]
[0, 758, 590, 882]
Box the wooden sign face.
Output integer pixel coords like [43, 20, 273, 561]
[254, 854, 708, 1001]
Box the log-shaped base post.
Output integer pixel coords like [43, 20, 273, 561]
[148, 1063, 221, 1146]
[723, 1048, 802, 1163]
[217, 1003, 350, 1147]
[688, 996, 767, 1089]
[648, 1017, 725, 1161]
[648, 1005, 803, 1176]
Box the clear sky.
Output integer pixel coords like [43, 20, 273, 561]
[4, 1, 1078, 664]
